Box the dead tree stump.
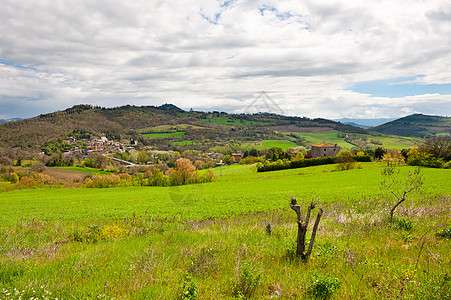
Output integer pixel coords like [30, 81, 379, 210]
[290, 197, 323, 260]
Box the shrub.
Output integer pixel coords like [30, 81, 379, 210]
[407, 156, 445, 168]
[168, 158, 198, 185]
[233, 262, 262, 299]
[100, 224, 124, 240]
[9, 172, 19, 184]
[0, 156, 13, 166]
[392, 217, 414, 231]
[178, 274, 198, 300]
[436, 227, 451, 239]
[188, 247, 217, 277]
[257, 157, 335, 172]
[335, 152, 355, 171]
[308, 273, 341, 299]
[30, 162, 46, 173]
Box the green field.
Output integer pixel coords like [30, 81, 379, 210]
[56, 167, 111, 175]
[290, 132, 354, 148]
[245, 139, 300, 150]
[1, 163, 450, 298]
[288, 131, 421, 149]
[142, 131, 186, 139]
[1, 164, 449, 225]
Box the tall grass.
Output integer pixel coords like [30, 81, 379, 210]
[0, 196, 449, 298]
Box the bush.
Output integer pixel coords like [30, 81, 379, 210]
[392, 217, 414, 231]
[257, 157, 335, 172]
[352, 155, 372, 162]
[188, 247, 217, 277]
[407, 156, 445, 168]
[178, 274, 198, 300]
[30, 162, 46, 173]
[308, 273, 341, 299]
[436, 227, 451, 239]
[233, 262, 262, 299]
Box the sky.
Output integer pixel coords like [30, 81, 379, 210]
[1, 0, 451, 120]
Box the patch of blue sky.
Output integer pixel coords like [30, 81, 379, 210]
[259, 5, 277, 16]
[220, 0, 234, 8]
[276, 11, 294, 21]
[350, 76, 451, 97]
[258, 6, 310, 29]
[200, 11, 221, 25]
[0, 59, 36, 71]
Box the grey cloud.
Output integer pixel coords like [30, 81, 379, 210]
[0, 0, 450, 120]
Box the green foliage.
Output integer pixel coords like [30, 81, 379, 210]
[265, 222, 273, 236]
[308, 273, 342, 299]
[188, 247, 217, 277]
[408, 155, 445, 168]
[9, 172, 19, 183]
[178, 274, 199, 300]
[233, 262, 262, 299]
[374, 147, 387, 160]
[435, 227, 451, 239]
[392, 217, 414, 231]
[257, 157, 336, 172]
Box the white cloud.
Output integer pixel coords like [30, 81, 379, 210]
[0, 0, 450, 119]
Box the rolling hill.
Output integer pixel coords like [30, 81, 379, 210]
[372, 114, 451, 138]
[0, 104, 365, 150]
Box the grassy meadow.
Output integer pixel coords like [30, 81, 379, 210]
[56, 167, 111, 175]
[142, 132, 186, 139]
[289, 132, 420, 149]
[0, 163, 450, 299]
[244, 140, 300, 151]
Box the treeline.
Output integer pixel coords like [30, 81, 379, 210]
[84, 159, 216, 188]
[256, 155, 372, 172]
[0, 158, 216, 191]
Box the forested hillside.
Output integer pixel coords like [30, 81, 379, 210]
[0, 104, 365, 150]
[372, 114, 451, 137]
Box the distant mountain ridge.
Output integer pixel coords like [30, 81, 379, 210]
[0, 118, 23, 124]
[334, 118, 396, 128]
[372, 114, 451, 138]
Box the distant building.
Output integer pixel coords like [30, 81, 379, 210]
[231, 153, 243, 162]
[311, 143, 340, 158]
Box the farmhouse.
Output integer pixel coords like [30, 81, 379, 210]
[311, 143, 340, 158]
[231, 153, 243, 162]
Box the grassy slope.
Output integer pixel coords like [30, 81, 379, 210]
[1, 164, 450, 299]
[244, 140, 300, 150]
[56, 167, 110, 175]
[290, 131, 420, 149]
[1, 164, 449, 226]
[142, 132, 186, 139]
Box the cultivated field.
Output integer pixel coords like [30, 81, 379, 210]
[0, 163, 450, 299]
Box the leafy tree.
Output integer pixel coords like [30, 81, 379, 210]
[168, 158, 198, 185]
[374, 147, 387, 160]
[422, 136, 451, 161]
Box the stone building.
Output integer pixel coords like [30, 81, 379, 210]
[311, 143, 341, 158]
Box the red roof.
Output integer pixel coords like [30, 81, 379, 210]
[312, 143, 337, 147]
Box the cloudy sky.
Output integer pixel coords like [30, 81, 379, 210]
[1, 0, 451, 120]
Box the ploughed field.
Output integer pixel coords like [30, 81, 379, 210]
[1, 163, 450, 299]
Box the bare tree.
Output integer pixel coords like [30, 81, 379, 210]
[289, 197, 323, 260]
[381, 167, 423, 222]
